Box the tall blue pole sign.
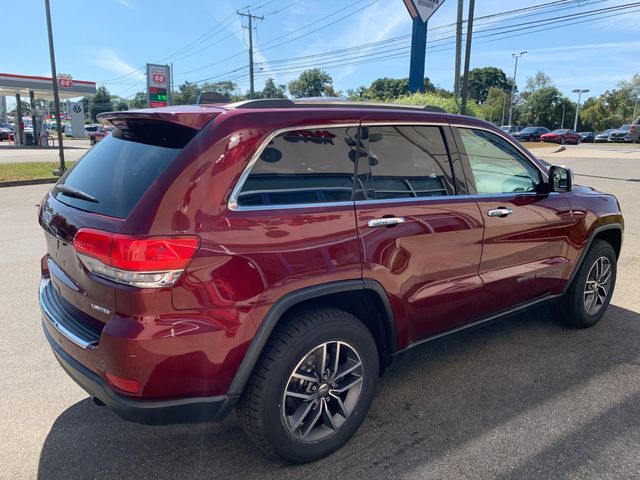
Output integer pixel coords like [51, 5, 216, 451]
[403, 0, 446, 93]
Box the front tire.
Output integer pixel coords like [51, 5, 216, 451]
[556, 239, 617, 328]
[238, 307, 379, 464]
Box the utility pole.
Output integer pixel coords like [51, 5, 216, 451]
[453, 0, 463, 104]
[501, 95, 507, 126]
[460, 0, 475, 116]
[44, 0, 65, 174]
[170, 62, 174, 106]
[561, 103, 566, 129]
[238, 10, 264, 99]
[632, 96, 639, 121]
[507, 51, 527, 127]
[572, 88, 589, 131]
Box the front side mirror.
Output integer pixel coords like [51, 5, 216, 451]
[548, 165, 573, 192]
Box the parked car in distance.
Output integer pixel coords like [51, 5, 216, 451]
[513, 126, 550, 142]
[38, 99, 624, 464]
[630, 116, 639, 143]
[594, 129, 615, 143]
[500, 125, 523, 134]
[579, 132, 595, 143]
[0, 123, 13, 141]
[609, 125, 631, 143]
[87, 125, 113, 145]
[540, 129, 581, 145]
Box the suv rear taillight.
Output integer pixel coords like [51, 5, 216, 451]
[73, 228, 200, 288]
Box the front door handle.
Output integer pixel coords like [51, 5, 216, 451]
[487, 207, 513, 217]
[368, 217, 406, 228]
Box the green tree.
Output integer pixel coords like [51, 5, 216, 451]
[174, 81, 201, 105]
[519, 86, 567, 127]
[480, 87, 509, 124]
[173, 80, 240, 105]
[346, 86, 368, 100]
[132, 91, 146, 109]
[466, 67, 511, 104]
[90, 86, 113, 122]
[80, 96, 90, 117]
[255, 78, 287, 99]
[349, 77, 435, 101]
[365, 77, 409, 100]
[525, 71, 553, 92]
[201, 80, 237, 98]
[288, 69, 333, 98]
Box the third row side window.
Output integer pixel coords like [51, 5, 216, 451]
[237, 127, 358, 207]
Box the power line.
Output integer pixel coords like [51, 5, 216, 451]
[224, 2, 639, 87]
[183, 0, 604, 85]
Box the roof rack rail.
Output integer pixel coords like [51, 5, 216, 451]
[226, 98, 447, 113]
[232, 99, 296, 109]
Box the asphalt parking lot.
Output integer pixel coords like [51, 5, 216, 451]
[1, 143, 639, 479]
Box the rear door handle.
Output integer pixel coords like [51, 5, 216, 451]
[367, 217, 405, 228]
[487, 207, 513, 217]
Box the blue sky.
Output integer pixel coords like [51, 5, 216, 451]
[3, 0, 639, 106]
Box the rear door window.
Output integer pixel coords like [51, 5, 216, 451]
[54, 121, 197, 218]
[359, 125, 455, 200]
[236, 127, 359, 207]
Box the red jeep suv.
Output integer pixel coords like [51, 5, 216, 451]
[39, 100, 623, 463]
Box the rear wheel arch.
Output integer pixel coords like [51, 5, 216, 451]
[227, 280, 396, 400]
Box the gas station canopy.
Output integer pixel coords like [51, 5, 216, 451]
[0, 72, 96, 99]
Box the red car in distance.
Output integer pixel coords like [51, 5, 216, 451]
[87, 125, 113, 145]
[541, 129, 582, 145]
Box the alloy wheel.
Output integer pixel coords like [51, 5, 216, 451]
[282, 341, 363, 442]
[584, 256, 612, 315]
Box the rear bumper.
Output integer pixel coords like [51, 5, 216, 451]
[43, 322, 237, 425]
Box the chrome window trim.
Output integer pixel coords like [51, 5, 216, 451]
[353, 191, 552, 207]
[450, 123, 548, 181]
[227, 122, 453, 212]
[227, 121, 550, 212]
[230, 200, 356, 212]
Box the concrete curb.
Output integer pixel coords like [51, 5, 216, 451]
[0, 178, 58, 188]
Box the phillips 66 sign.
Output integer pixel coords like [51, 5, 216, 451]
[146, 63, 171, 108]
[403, 0, 446, 23]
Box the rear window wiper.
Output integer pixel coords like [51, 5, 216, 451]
[54, 184, 99, 203]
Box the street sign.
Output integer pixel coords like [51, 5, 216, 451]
[403, 0, 446, 23]
[146, 63, 170, 108]
[403, 0, 446, 93]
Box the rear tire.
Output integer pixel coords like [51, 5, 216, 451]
[556, 240, 617, 328]
[237, 307, 379, 464]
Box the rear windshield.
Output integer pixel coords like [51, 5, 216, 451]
[54, 121, 197, 218]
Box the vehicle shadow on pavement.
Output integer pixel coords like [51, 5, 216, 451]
[37, 304, 640, 480]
